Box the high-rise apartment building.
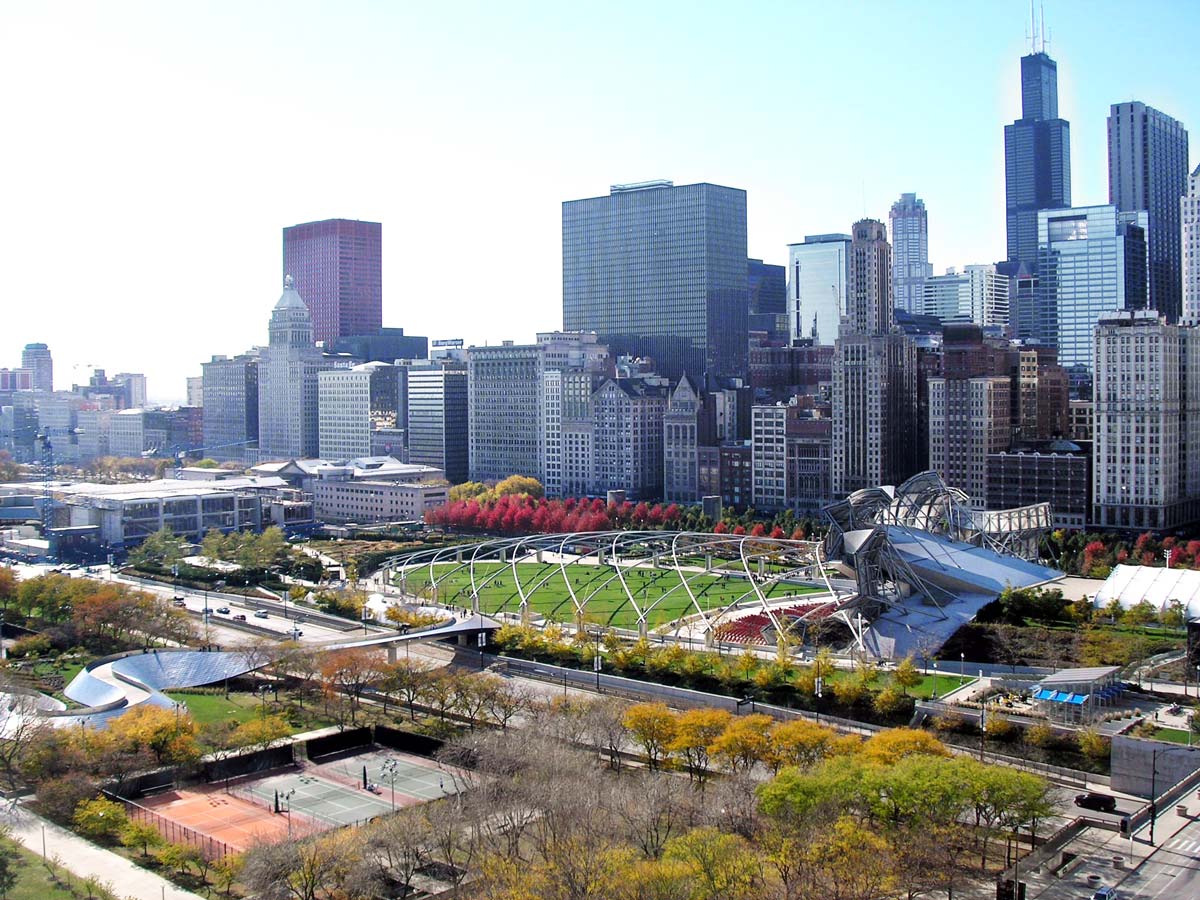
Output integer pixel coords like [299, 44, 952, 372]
[1183, 165, 1200, 323]
[318, 362, 401, 460]
[1093, 311, 1200, 529]
[113, 374, 148, 409]
[407, 362, 469, 485]
[469, 332, 609, 484]
[21, 343, 52, 392]
[591, 376, 668, 500]
[1004, 51, 1072, 271]
[562, 180, 748, 381]
[186, 376, 203, 408]
[663, 377, 701, 503]
[787, 234, 850, 346]
[282, 219, 383, 345]
[831, 219, 918, 494]
[920, 265, 1009, 328]
[201, 352, 259, 461]
[1037, 205, 1148, 371]
[258, 277, 330, 461]
[889, 193, 933, 315]
[1108, 102, 1189, 322]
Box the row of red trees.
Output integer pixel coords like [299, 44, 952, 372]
[424, 493, 810, 540]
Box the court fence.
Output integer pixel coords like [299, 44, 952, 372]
[106, 791, 233, 861]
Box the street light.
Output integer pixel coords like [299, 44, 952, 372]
[932, 661, 939, 700]
[380, 759, 398, 811]
[1148, 745, 1198, 845]
[281, 789, 295, 835]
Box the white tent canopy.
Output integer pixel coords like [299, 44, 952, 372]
[1092, 564, 1200, 619]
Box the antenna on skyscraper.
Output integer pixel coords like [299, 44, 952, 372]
[1026, 0, 1038, 53]
[1040, 2, 1048, 53]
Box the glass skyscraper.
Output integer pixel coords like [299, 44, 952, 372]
[1004, 51, 1071, 311]
[786, 234, 850, 345]
[1037, 205, 1148, 372]
[889, 193, 932, 314]
[282, 218, 383, 345]
[562, 181, 748, 381]
[1108, 101, 1189, 323]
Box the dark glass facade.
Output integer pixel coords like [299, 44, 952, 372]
[283, 219, 382, 345]
[1004, 53, 1071, 278]
[562, 181, 748, 381]
[329, 327, 428, 363]
[1108, 102, 1190, 322]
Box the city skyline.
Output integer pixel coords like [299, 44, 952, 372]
[3, 1, 1198, 401]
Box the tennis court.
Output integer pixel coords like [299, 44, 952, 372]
[309, 747, 462, 804]
[137, 785, 292, 853]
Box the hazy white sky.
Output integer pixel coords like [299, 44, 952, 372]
[2, 1, 1197, 403]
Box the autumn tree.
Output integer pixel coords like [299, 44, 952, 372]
[623, 703, 678, 770]
[668, 707, 731, 781]
[709, 713, 774, 774]
[318, 648, 386, 725]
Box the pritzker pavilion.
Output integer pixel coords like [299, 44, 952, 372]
[388, 472, 1063, 659]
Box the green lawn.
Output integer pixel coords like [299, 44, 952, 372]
[398, 561, 821, 630]
[165, 689, 265, 727]
[1152, 727, 1192, 745]
[0, 836, 86, 899]
[905, 673, 976, 700]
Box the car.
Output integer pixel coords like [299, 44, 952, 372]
[253, 610, 269, 619]
[1091, 887, 1118, 900]
[232, 614, 247, 621]
[171, 598, 186, 607]
[1075, 792, 1117, 813]
[216, 606, 231, 615]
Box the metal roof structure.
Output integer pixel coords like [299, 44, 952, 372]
[1093, 564, 1200, 619]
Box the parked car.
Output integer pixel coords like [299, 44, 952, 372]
[1075, 792, 1117, 813]
[233, 614, 247, 621]
[253, 610, 269, 619]
[171, 597, 186, 607]
[216, 606, 231, 615]
[1091, 887, 1118, 900]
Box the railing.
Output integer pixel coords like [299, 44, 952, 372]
[108, 792, 232, 861]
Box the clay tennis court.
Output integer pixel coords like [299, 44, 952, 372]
[138, 784, 294, 852]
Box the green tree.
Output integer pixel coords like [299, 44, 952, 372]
[0, 851, 15, 900]
[127, 527, 186, 569]
[121, 821, 165, 858]
[1122, 600, 1158, 627]
[159, 842, 202, 876]
[893, 655, 922, 695]
[72, 797, 128, 842]
[663, 827, 760, 900]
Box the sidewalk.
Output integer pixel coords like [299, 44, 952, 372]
[1, 801, 204, 900]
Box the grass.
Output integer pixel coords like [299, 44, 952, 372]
[399, 561, 821, 630]
[165, 689, 268, 727]
[1152, 727, 1193, 745]
[0, 836, 88, 899]
[906, 673, 976, 700]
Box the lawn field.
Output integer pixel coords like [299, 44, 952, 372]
[398, 561, 821, 629]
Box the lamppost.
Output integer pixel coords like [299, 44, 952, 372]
[960, 652, 965, 685]
[281, 789, 295, 835]
[381, 759, 398, 811]
[932, 661, 939, 700]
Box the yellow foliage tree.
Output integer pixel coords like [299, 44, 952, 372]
[860, 728, 949, 766]
[622, 703, 678, 770]
[709, 713, 774, 774]
[668, 708, 731, 781]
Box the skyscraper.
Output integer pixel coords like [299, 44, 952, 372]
[258, 276, 329, 461]
[889, 193, 932, 314]
[407, 361, 469, 485]
[846, 219, 892, 336]
[562, 180, 748, 381]
[786, 234, 850, 346]
[318, 362, 401, 460]
[920, 265, 1009, 328]
[1108, 102, 1189, 322]
[201, 351, 259, 461]
[21, 343, 52, 392]
[1036, 205, 1148, 371]
[748, 258, 788, 343]
[1004, 49, 1071, 291]
[282, 219, 383, 345]
[1184, 165, 1200, 324]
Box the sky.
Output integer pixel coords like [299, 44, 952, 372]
[2, 1, 1198, 404]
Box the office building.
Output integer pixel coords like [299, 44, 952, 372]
[1108, 102, 1189, 321]
[748, 258, 788, 343]
[987, 441, 1090, 529]
[469, 333, 609, 484]
[920, 265, 1010, 328]
[318, 362, 401, 460]
[113, 374, 148, 409]
[407, 361, 468, 484]
[108, 409, 169, 458]
[201, 352, 259, 461]
[748, 343, 833, 399]
[258, 276, 329, 462]
[76, 409, 112, 461]
[563, 180, 748, 381]
[787, 234, 850, 345]
[890, 193, 932, 314]
[1004, 49, 1072, 275]
[327, 328, 428, 363]
[282, 218, 382, 344]
[590, 376, 668, 499]
[663, 377, 701, 503]
[0, 370, 32, 392]
[1093, 311, 1200, 529]
[1010, 346, 1070, 442]
[1037, 205, 1148, 370]
[846, 219, 892, 336]
[186, 376, 203, 408]
[1183, 165, 1200, 323]
[21, 343, 52, 392]
[312, 472, 448, 524]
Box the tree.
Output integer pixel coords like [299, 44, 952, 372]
[121, 821, 165, 858]
[319, 648, 386, 724]
[495, 474, 544, 499]
[710, 713, 774, 774]
[668, 707, 731, 781]
[663, 827, 760, 900]
[0, 851, 15, 900]
[768, 719, 835, 773]
[893, 656, 922, 695]
[623, 703, 678, 770]
[105, 704, 200, 766]
[230, 714, 291, 752]
[860, 728, 949, 765]
[159, 842, 202, 877]
[0, 451, 20, 483]
[1123, 599, 1158, 627]
[212, 854, 244, 896]
[380, 658, 434, 721]
[72, 797, 128, 842]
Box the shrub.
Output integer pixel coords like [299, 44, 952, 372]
[872, 686, 910, 717]
[983, 716, 1016, 742]
[7, 634, 52, 659]
[1024, 722, 1056, 749]
[1077, 728, 1110, 761]
[72, 796, 128, 842]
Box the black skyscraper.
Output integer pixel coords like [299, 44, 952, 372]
[563, 181, 749, 382]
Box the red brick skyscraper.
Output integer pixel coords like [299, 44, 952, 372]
[282, 218, 382, 344]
